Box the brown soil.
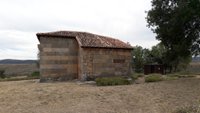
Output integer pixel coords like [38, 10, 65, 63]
[0, 78, 200, 113]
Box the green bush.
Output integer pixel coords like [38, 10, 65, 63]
[0, 70, 5, 79]
[163, 76, 178, 81]
[95, 77, 131, 86]
[177, 75, 195, 78]
[85, 76, 95, 81]
[167, 73, 180, 78]
[29, 71, 40, 78]
[137, 74, 144, 77]
[145, 74, 163, 82]
[0, 77, 34, 82]
[174, 105, 200, 113]
[131, 73, 144, 81]
[131, 75, 139, 81]
[168, 73, 195, 78]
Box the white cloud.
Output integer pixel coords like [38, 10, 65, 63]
[0, 0, 158, 59]
[0, 30, 38, 60]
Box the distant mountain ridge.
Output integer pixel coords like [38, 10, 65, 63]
[0, 59, 37, 64]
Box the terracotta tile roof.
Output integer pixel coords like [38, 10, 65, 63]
[36, 31, 133, 49]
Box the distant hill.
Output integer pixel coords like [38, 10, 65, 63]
[0, 59, 37, 64]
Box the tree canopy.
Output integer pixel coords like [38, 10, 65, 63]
[132, 43, 166, 73]
[146, 0, 200, 72]
[132, 46, 145, 73]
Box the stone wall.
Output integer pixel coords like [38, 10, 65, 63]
[39, 36, 78, 82]
[80, 48, 132, 80]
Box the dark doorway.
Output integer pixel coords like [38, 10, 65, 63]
[144, 64, 165, 75]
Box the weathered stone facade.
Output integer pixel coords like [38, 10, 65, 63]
[79, 48, 132, 80]
[37, 31, 133, 82]
[38, 36, 78, 81]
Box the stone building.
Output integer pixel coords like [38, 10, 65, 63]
[37, 31, 133, 82]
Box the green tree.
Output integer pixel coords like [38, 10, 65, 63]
[0, 70, 5, 79]
[146, 0, 200, 72]
[143, 48, 152, 64]
[132, 46, 153, 73]
[132, 46, 145, 73]
[151, 43, 166, 64]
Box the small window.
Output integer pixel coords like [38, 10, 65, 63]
[113, 59, 125, 63]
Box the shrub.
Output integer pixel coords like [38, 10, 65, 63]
[0, 77, 33, 82]
[0, 70, 5, 79]
[178, 75, 195, 78]
[163, 76, 178, 81]
[85, 76, 95, 81]
[137, 74, 144, 77]
[29, 71, 40, 78]
[168, 73, 180, 77]
[131, 73, 144, 81]
[174, 105, 200, 113]
[168, 73, 195, 78]
[131, 75, 139, 81]
[95, 77, 131, 86]
[145, 74, 163, 82]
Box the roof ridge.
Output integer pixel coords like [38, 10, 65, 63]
[36, 30, 133, 49]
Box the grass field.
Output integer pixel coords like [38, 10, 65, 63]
[0, 77, 200, 113]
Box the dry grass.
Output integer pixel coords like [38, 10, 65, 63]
[0, 64, 38, 76]
[188, 63, 200, 74]
[0, 77, 200, 113]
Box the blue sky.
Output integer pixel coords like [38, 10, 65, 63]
[0, 0, 159, 60]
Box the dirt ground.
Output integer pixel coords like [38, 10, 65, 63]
[0, 78, 200, 113]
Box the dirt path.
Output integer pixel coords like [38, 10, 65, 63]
[0, 78, 200, 113]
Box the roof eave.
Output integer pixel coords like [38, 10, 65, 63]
[81, 46, 133, 50]
[36, 33, 75, 42]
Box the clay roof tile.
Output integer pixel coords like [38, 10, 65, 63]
[36, 31, 133, 49]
